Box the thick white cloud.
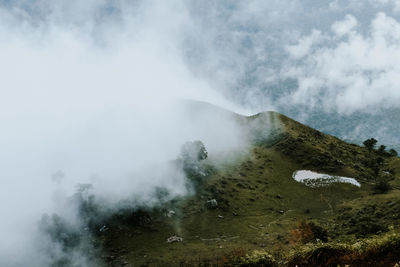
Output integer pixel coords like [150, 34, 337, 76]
[331, 14, 358, 36]
[284, 12, 400, 114]
[0, 1, 249, 266]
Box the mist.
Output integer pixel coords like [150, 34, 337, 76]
[179, 0, 400, 147]
[1, 0, 400, 266]
[0, 1, 248, 266]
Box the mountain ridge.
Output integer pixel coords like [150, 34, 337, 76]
[79, 103, 400, 266]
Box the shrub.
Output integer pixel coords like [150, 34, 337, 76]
[289, 220, 328, 245]
[389, 149, 398, 157]
[180, 140, 208, 163]
[241, 250, 277, 266]
[373, 178, 391, 194]
[180, 140, 210, 182]
[378, 145, 386, 154]
[363, 138, 378, 151]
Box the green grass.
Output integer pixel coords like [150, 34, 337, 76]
[96, 111, 400, 266]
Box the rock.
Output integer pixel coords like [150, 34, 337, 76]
[206, 199, 218, 209]
[167, 235, 183, 243]
[99, 225, 109, 232]
[166, 210, 176, 218]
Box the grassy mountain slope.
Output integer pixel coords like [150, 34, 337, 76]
[96, 106, 400, 266]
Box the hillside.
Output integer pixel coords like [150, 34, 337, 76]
[94, 106, 400, 266]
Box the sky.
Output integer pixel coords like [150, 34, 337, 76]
[0, 0, 400, 266]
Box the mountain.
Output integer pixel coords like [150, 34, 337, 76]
[92, 103, 400, 266]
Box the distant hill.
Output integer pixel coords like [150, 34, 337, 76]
[285, 108, 400, 152]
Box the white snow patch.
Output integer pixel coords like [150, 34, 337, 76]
[292, 170, 361, 188]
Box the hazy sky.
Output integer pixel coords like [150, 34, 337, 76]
[1, 0, 400, 112]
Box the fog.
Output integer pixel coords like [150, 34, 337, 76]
[179, 0, 400, 148]
[1, 0, 400, 266]
[0, 1, 248, 265]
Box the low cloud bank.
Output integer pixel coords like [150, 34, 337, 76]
[0, 2, 248, 266]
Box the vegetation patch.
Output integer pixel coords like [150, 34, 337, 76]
[288, 229, 400, 266]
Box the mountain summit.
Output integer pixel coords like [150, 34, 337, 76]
[92, 102, 400, 266]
